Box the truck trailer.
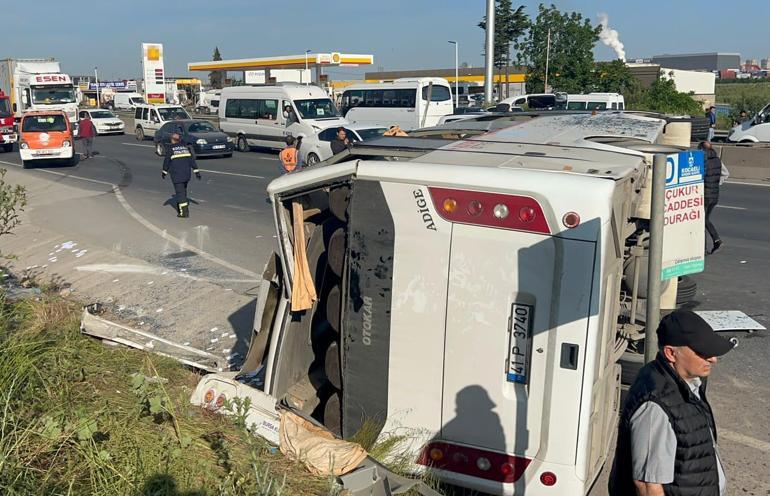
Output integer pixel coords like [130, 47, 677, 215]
[0, 58, 80, 125]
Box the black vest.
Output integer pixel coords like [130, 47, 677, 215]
[609, 354, 720, 496]
[703, 149, 722, 202]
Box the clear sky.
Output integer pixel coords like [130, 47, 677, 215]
[4, 0, 768, 80]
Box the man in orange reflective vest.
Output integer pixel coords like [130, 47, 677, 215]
[279, 136, 301, 174]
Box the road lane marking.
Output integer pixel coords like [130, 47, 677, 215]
[0, 159, 114, 186]
[122, 142, 154, 148]
[224, 204, 260, 213]
[720, 429, 770, 453]
[726, 180, 770, 188]
[717, 205, 747, 210]
[112, 187, 259, 279]
[200, 169, 264, 179]
[0, 158, 259, 279]
[76, 263, 257, 284]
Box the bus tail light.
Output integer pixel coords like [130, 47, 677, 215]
[417, 441, 531, 483]
[429, 187, 550, 235]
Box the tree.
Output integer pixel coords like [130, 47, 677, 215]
[0, 168, 27, 256]
[625, 74, 703, 115]
[209, 47, 223, 90]
[590, 60, 638, 94]
[479, 2, 529, 99]
[518, 4, 600, 94]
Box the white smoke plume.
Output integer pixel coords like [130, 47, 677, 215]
[598, 13, 626, 62]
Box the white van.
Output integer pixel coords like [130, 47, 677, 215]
[340, 78, 454, 130]
[728, 103, 770, 142]
[190, 112, 682, 495]
[133, 104, 191, 140]
[495, 93, 567, 112]
[218, 84, 347, 152]
[566, 93, 625, 111]
[112, 92, 146, 110]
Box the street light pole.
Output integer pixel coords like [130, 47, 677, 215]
[304, 50, 312, 85]
[448, 41, 459, 108]
[94, 67, 100, 108]
[544, 28, 551, 93]
[484, 0, 495, 104]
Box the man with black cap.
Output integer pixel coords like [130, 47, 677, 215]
[609, 309, 734, 496]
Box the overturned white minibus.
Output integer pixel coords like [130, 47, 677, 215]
[192, 112, 690, 495]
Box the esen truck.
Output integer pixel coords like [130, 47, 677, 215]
[0, 58, 80, 126]
[0, 90, 16, 152]
[189, 112, 701, 495]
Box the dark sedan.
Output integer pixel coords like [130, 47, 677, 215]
[153, 119, 234, 158]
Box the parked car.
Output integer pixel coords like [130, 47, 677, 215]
[78, 109, 125, 135]
[134, 104, 191, 140]
[299, 124, 387, 165]
[153, 119, 234, 158]
[18, 111, 75, 168]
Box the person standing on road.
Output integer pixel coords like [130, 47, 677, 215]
[162, 132, 201, 218]
[706, 105, 717, 141]
[330, 127, 350, 155]
[609, 310, 734, 496]
[278, 136, 300, 174]
[700, 141, 723, 254]
[78, 114, 96, 160]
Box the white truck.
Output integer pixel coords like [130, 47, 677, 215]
[188, 112, 707, 495]
[0, 58, 80, 125]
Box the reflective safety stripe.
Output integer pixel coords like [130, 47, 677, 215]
[192, 169, 200, 172]
[279, 147, 298, 171]
[178, 202, 189, 207]
[171, 153, 192, 159]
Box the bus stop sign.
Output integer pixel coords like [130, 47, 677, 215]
[661, 150, 705, 280]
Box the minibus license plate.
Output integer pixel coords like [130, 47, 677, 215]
[507, 303, 532, 384]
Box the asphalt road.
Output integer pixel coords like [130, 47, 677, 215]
[1, 138, 769, 495]
[0, 132, 283, 292]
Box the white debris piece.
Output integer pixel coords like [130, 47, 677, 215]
[210, 337, 219, 343]
[156, 308, 163, 313]
[210, 327, 219, 333]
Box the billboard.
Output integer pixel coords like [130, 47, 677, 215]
[141, 43, 165, 104]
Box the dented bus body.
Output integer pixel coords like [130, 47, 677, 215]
[191, 112, 691, 495]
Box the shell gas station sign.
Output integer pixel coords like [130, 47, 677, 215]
[142, 43, 165, 104]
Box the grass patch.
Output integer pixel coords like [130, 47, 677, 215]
[0, 288, 333, 496]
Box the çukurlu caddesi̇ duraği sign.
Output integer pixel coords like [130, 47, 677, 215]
[661, 150, 705, 280]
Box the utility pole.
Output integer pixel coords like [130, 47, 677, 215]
[645, 153, 667, 364]
[484, 0, 495, 104]
[94, 67, 100, 108]
[448, 41, 459, 108]
[544, 28, 551, 93]
[304, 50, 312, 85]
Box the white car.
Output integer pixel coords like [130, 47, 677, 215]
[78, 109, 125, 135]
[299, 124, 387, 165]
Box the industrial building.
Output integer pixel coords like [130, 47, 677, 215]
[650, 52, 740, 72]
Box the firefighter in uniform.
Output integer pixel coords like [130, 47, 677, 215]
[162, 132, 201, 218]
